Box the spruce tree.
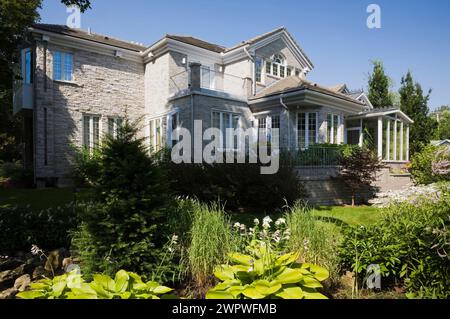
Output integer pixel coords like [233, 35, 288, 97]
[368, 60, 394, 108]
[399, 71, 437, 155]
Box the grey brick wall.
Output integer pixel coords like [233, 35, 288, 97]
[34, 41, 145, 186]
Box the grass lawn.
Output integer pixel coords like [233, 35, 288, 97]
[0, 188, 93, 210]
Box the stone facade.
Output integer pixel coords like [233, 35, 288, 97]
[34, 40, 145, 186]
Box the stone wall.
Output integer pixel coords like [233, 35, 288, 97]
[34, 40, 145, 187]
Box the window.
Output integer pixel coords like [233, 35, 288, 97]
[255, 57, 263, 83]
[265, 54, 294, 79]
[169, 112, 180, 148]
[44, 108, 48, 165]
[258, 117, 267, 142]
[24, 49, 33, 84]
[201, 66, 211, 88]
[83, 115, 100, 152]
[297, 112, 318, 149]
[269, 115, 280, 145]
[211, 111, 240, 150]
[53, 51, 73, 81]
[149, 113, 179, 152]
[326, 113, 341, 144]
[108, 117, 123, 138]
[149, 117, 163, 152]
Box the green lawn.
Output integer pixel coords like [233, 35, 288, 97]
[0, 188, 92, 210]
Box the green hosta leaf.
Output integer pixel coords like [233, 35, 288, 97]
[89, 282, 113, 299]
[275, 252, 299, 267]
[93, 274, 116, 291]
[302, 288, 328, 299]
[206, 290, 235, 299]
[214, 265, 236, 281]
[114, 270, 130, 293]
[274, 268, 304, 284]
[276, 287, 304, 299]
[52, 280, 67, 298]
[213, 280, 241, 291]
[16, 290, 46, 299]
[29, 282, 50, 290]
[153, 286, 173, 295]
[145, 281, 160, 290]
[301, 276, 323, 289]
[301, 263, 329, 282]
[228, 252, 253, 266]
[118, 291, 132, 299]
[227, 285, 246, 298]
[242, 287, 266, 299]
[253, 280, 282, 296]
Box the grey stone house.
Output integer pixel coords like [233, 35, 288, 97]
[14, 24, 413, 195]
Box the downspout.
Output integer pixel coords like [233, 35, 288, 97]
[243, 46, 256, 95]
[280, 94, 290, 151]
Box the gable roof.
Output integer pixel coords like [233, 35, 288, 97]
[166, 34, 225, 53]
[250, 76, 365, 105]
[347, 107, 414, 124]
[31, 24, 146, 52]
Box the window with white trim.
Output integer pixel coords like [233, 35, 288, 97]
[83, 115, 100, 152]
[297, 112, 318, 149]
[149, 113, 179, 152]
[257, 115, 281, 144]
[53, 51, 74, 81]
[326, 113, 341, 144]
[107, 117, 123, 138]
[149, 118, 162, 152]
[255, 57, 263, 83]
[264, 54, 295, 79]
[24, 49, 33, 84]
[211, 111, 240, 150]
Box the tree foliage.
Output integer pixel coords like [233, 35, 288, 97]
[433, 108, 450, 140]
[399, 71, 438, 155]
[338, 145, 384, 206]
[368, 60, 394, 108]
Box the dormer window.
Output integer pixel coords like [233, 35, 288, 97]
[265, 54, 292, 79]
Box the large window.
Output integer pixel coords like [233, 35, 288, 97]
[83, 115, 100, 152]
[265, 54, 293, 79]
[326, 113, 341, 144]
[53, 51, 73, 81]
[258, 115, 280, 145]
[297, 112, 318, 149]
[107, 117, 123, 138]
[211, 111, 240, 150]
[24, 49, 33, 84]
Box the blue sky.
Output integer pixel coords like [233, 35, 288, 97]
[39, 0, 450, 110]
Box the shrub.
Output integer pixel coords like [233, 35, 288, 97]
[71, 119, 172, 282]
[0, 204, 80, 254]
[409, 145, 450, 185]
[285, 202, 341, 285]
[165, 153, 305, 212]
[338, 145, 384, 206]
[17, 270, 174, 299]
[340, 188, 450, 298]
[206, 240, 329, 299]
[0, 160, 33, 188]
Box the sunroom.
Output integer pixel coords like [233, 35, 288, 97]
[346, 108, 414, 163]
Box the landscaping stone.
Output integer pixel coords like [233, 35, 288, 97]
[14, 274, 30, 292]
[369, 183, 446, 207]
[0, 264, 25, 291]
[0, 287, 18, 299]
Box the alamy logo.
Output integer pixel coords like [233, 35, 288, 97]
[366, 264, 381, 289]
[170, 120, 280, 175]
[367, 4, 381, 29]
[66, 6, 81, 28]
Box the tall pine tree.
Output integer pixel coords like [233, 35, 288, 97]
[368, 60, 394, 108]
[399, 71, 437, 155]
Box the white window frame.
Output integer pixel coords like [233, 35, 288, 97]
[296, 112, 319, 150]
[256, 114, 281, 144]
[82, 114, 101, 153]
[149, 111, 180, 152]
[211, 110, 241, 151]
[265, 54, 293, 80]
[327, 113, 342, 144]
[53, 51, 74, 82]
[107, 117, 123, 138]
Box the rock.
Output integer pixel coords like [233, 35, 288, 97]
[32, 266, 45, 280]
[14, 274, 30, 292]
[0, 258, 24, 272]
[0, 287, 18, 299]
[44, 248, 67, 273]
[0, 264, 25, 291]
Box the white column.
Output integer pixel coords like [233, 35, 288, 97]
[400, 122, 404, 161]
[377, 116, 383, 159]
[393, 117, 398, 161]
[305, 113, 309, 148]
[359, 119, 363, 147]
[406, 125, 410, 161]
[386, 120, 391, 161]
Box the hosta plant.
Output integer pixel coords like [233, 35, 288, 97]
[17, 270, 174, 299]
[206, 240, 329, 299]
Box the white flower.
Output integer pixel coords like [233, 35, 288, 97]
[253, 218, 260, 225]
[240, 224, 246, 231]
[31, 245, 41, 256]
[284, 228, 291, 236]
[233, 222, 241, 229]
[263, 216, 273, 224]
[171, 235, 179, 242]
[275, 218, 286, 226]
[249, 228, 254, 235]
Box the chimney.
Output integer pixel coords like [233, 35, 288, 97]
[189, 62, 201, 91]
